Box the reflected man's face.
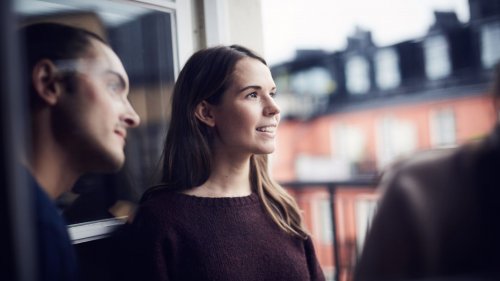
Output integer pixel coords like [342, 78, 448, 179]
[54, 38, 140, 172]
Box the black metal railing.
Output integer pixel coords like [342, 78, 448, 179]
[281, 179, 377, 281]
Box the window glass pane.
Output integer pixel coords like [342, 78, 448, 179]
[333, 124, 366, 163]
[430, 108, 456, 147]
[481, 22, 500, 68]
[16, 0, 176, 224]
[424, 35, 451, 80]
[289, 67, 334, 96]
[275, 67, 333, 119]
[376, 116, 417, 169]
[315, 199, 332, 244]
[345, 55, 370, 95]
[375, 48, 400, 90]
[354, 197, 378, 252]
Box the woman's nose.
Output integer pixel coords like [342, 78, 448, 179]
[264, 96, 280, 116]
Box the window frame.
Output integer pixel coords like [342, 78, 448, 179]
[374, 47, 401, 90]
[14, 0, 196, 242]
[345, 54, 371, 95]
[480, 21, 500, 69]
[423, 34, 452, 80]
[429, 108, 457, 148]
[3, 0, 38, 279]
[62, 0, 195, 241]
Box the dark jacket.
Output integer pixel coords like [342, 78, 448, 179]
[354, 125, 500, 281]
[31, 171, 79, 281]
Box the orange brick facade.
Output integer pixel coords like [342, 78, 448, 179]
[274, 92, 497, 281]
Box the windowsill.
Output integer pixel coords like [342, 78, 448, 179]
[68, 217, 127, 244]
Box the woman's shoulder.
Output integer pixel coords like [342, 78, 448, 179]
[141, 184, 176, 200]
[133, 188, 180, 220]
[130, 188, 184, 231]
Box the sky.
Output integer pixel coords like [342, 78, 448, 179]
[261, 0, 470, 66]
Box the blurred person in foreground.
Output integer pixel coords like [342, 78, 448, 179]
[123, 45, 325, 281]
[20, 22, 140, 280]
[354, 62, 500, 281]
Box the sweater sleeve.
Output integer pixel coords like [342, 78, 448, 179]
[304, 236, 326, 281]
[125, 204, 170, 281]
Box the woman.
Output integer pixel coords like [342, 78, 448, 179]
[127, 45, 325, 281]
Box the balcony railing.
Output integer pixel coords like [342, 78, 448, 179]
[281, 179, 378, 281]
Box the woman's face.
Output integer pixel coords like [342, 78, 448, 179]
[210, 57, 280, 157]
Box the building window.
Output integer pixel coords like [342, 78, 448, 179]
[345, 55, 370, 95]
[423, 35, 451, 80]
[289, 66, 334, 96]
[314, 198, 333, 244]
[430, 108, 456, 147]
[354, 197, 378, 252]
[374, 48, 400, 90]
[332, 124, 366, 163]
[481, 22, 500, 68]
[376, 116, 417, 169]
[296, 155, 352, 181]
[281, 66, 334, 119]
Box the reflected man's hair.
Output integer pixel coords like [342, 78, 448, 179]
[19, 22, 106, 103]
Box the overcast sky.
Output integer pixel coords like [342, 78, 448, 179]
[261, 0, 470, 65]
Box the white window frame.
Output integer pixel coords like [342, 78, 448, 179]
[70, 0, 195, 240]
[119, 0, 195, 73]
[25, 0, 196, 241]
[203, 0, 230, 47]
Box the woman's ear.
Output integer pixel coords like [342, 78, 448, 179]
[32, 59, 63, 106]
[194, 101, 216, 127]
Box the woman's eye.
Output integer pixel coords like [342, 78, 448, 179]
[246, 92, 258, 98]
[270, 92, 277, 98]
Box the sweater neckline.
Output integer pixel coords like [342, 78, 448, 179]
[170, 192, 260, 207]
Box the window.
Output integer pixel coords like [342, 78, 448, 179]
[289, 66, 334, 96]
[332, 124, 366, 163]
[280, 66, 334, 118]
[376, 116, 417, 169]
[314, 198, 333, 244]
[430, 108, 456, 147]
[345, 55, 370, 95]
[480, 22, 500, 68]
[354, 197, 378, 252]
[296, 155, 352, 181]
[15, 0, 193, 228]
[423, 35, 451, 80]
[374, 48, 400, 90]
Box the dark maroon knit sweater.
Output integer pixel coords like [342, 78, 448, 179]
[126, 190, 326, 281]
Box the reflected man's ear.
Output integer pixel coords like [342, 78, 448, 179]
[32, 59, 64, 106]
[194, 100, 216, 127]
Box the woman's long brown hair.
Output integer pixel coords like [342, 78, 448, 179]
[146, 45, 308, 239]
